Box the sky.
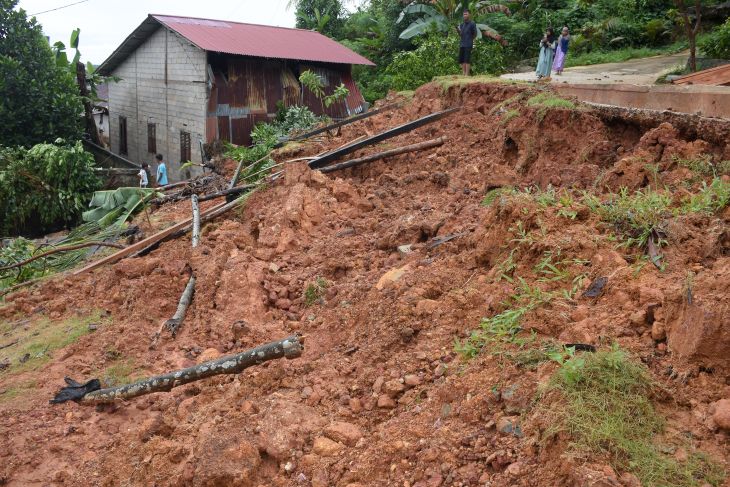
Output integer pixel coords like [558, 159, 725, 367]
[16, 0, 297, 64]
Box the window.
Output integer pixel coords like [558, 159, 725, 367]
[180, 131, 191, 163]
[119, 116, 127, 155]
[147, 123, 156, 153]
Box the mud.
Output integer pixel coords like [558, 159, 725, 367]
[0, 80, 729, 486]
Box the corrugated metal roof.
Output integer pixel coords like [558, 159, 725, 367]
[98, 14, 374, 75]
[153, 15, 373, 66]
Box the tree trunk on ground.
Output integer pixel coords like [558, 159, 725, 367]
[319, 137, 446, 174]
[191, 195, 200, 248]
[675, 0, 702, 72]
[81, 335, 303, 404]
[163, 275, 195, 337]
[76, 62, 102, 145]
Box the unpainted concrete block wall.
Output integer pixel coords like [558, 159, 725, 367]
[108, 27, 207, 182]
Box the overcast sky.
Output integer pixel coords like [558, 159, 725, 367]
[17, 0, 298, 64]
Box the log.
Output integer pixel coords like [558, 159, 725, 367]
[163, 275, 195, 337]
[319, 137, 446, 174]
[158, 181, 190, 192]
[80, 335, 303, 404]
[191, 195, 201, 248]
[0, 241, 125, 272]
[308, 107, 460, 169]
[197, 184, 256, 202]
[72, 200, 228, 276]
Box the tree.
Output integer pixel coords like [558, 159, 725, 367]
[673, 0, 701, 72]
[0, 0, 83, 147]
[291, 0, 345, 38]
[397, 0, 510, 42]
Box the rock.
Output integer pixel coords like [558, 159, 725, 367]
[619, 472, 641, 487]
[651, 321, 666, 341]
[312, 436, 344, 457]
[400, 327, 415, 342]
[323, 421, 363, 446]
[373, 377, 385, 394]
[231, 320, 249, 341]
[674, 447, 688, 462]
[397, 244, 413, 256]
[376, 265, 410, 290]
[629, 310, 647, 327]
[505, 462, 525, 477]
[711, 399, 730, 431]
[416, 299, 439, 317]
[377, 394, 396, 409]
[383, 379, 405, 398]
[197, 348, 221, 363]
[496, 416, 522, 437]
[349, 397, 363, 413]
[404, 374, 422, 387]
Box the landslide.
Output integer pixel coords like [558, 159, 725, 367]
[0, 79, 729, 487]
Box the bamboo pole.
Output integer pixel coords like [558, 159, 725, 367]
[162, 275, 195, 337]
[319, 137, 446, 174]
[191, 195, 200, 248]
[79, 335, 303, 404]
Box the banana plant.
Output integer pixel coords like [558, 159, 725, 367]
[397, 0, 510, 40]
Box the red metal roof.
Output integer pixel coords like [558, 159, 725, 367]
[152, 14, 374, 66]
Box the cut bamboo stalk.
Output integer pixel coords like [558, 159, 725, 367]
[191, 195, 200, 248]
[79, 335, 303, 404]
[197, 184, 257, 202]
[319, 137, 446, 174]
[228, 152, 272, 189]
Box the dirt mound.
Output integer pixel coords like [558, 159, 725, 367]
[1, 80, 729, 486]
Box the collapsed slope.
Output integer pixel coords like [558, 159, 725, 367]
[1, 79, 729, 487]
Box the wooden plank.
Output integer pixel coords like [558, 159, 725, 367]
[673, 63, 730, 85]
[72, 201, 228, 276]
[308, 107, 460, 169]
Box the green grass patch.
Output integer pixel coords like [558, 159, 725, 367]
[674, 155, 730, 178]
[396, 90, 415, 100]
[543, 347, 724, 486]
[526, 92, 577, 110]
[303, 277, 329, 307]
[500, 109, 520, 125]
[681, 178, 730, 215]
[98, 359, 139, 388]
[433, 75, 526, 91]
[0, 311, 106, 374]
[565, 39, 688, 68]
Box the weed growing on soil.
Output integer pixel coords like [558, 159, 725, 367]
[593, 187, 671, 249]
[500, 109, 520, 125]
[304, 277, 329, 306]
[0, 379, 37, 407]
[674, 155, 730, 178]
[681, 178, 730, 214]
[99, 359, 138, 388]
[542, 347, 724, 487]
[526, 92, 576, 110]
[0, 311, 104, 373]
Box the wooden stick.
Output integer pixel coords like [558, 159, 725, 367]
[319, 137, 446, 174]
[158, 181, 189, 192]
[191, 195, 200, 249]
[163, 275, 195, 337]
[80, 335, 303, 404]
[0, 241, 125, 272]
[72, 200, 228, 276]
[228, 152, 271, 190]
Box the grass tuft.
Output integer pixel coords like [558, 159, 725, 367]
[526, 92, 577, 110]
[680, 178, 730, 214]
[543, 347, 724, 486]
[592, 187, 671, 249]
[303, 277, 329, 307]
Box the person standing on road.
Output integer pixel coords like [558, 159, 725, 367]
[552, 26, 571, 75]
[155, 153, 168, 186]
[457, 10, 477, 76]
[536, 27, 556, 80]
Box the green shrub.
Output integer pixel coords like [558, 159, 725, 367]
[699, 19, 730, 59]
[385, 34, 506, 92]
[0, 140, 99, 236]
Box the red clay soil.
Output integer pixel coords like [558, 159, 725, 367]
[1, 80, 729, 486]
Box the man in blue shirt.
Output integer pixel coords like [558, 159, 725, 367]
[155, 153, 168, 186]
[457, 10, 477, 76]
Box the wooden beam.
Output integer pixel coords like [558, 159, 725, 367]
[319, 137, 446, 174]
[308, 107, 460, 169]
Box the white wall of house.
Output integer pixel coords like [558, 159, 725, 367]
[108, 26, 207, 182]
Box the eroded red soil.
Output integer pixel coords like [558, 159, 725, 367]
[1, 80, 729, 486]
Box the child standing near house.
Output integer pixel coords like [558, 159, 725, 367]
[552, 27, 570, 75]
[155, 154, 168, 186]
[138, 162, 150, 188]
[535, 27, 556, 80]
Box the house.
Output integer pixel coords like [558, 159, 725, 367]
[97, 14, 374, 181]
[92, 82, 109, 146]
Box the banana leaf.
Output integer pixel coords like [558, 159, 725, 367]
[83, 187, 158, 223]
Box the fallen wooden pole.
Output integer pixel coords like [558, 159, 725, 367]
[308, 107, 460, 169]
[158, 181, 189, 192]
[162, 275, 195, 337]
[197, 184, 256, 202]
[0, 241, 125, 272]
[274, 103, 399, 147]
[73, 200, 229, 276]
[228, 152, 271, 190]
[319, 137, 446, 174]
[78, 335, 303, 404]
[191, 195, 201, 248]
